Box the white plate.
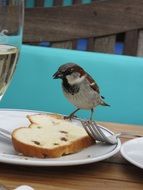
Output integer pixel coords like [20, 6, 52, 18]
[0, 109, 121, 166]
[121, 137, 143, 169]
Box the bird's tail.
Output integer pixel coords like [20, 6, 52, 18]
[101, 101, 110, 107]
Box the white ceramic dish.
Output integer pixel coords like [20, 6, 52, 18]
[0, 109, 121, 166]
[121, 137, 143, 169]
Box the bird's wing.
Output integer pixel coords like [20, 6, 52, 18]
[85, 73, 100, 94]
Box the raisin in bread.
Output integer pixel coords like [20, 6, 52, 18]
[12, 114, 94, 158]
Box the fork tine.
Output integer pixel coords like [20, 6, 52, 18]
[81, 120, 104, 142]
[81, 121, 95, 140]
[91, 123, 111, 143]
[96, 125, 110, 140]
[89, 121, 105, 142]
[86, 124, 98, 140]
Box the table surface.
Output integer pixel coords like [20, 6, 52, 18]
[0, 122, 143, 190]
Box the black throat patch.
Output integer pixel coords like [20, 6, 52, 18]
[62, 78, 80, 95]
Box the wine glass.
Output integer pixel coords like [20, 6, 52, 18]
[0, 0, 24, 100]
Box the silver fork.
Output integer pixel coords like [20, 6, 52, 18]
[81, 120, 142, 145]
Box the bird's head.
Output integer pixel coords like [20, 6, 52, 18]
[53, 63, 86, 85]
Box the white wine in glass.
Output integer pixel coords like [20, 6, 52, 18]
[0, 0, 24, 100]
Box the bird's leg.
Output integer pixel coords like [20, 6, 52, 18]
[64, 108, 80, 120]
[83, 109, 94, 126]
[90, 108, 94, 121]
[88, 108, 98, 126]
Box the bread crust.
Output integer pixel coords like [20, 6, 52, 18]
[12, 127, 94, 158]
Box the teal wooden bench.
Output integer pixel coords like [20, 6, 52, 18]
[1, 45, 143, 125]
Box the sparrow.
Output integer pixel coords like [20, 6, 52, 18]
[53, 63, 109, 120]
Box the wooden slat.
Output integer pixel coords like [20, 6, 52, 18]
[91, 0, 116, 53]
[72, 0, 81, 49]
[72, 40, 77, 49]
[94, 35, 116, 53]
[52, 41, 73, 49]
[24, 0, 143, 43]
[53, 0, 81, 49]
[35, 0, 44, 7]
[124, 30, 139, 56]
[73, 0, 81, 4]
[137, 30, 143, 57]
[53, 0, 63, 6]
[87, 37, 95, 51]
[52, 0, 73, 48]
[87, 0, 100, 51]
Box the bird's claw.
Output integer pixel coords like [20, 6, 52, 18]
[64, 114, 77, 120]
[84, 120, 92, 124]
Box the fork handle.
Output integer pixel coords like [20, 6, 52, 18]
[0, 131, 11, 140]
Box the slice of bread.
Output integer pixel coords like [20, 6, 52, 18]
[12, 114, 94, 158]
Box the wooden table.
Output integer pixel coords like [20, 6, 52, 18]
[0, 122, 143, 190]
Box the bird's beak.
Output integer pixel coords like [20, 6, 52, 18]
[53, 71, 63, 79]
